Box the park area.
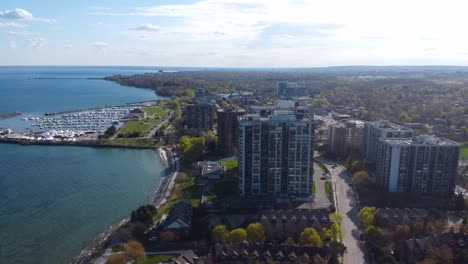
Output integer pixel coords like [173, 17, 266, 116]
[461, 143, 468, 159]
[117, 105, 170, 138]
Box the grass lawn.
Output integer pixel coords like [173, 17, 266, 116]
[222, 160, 238, 170]
[155, 172, 202, 220]
[137, 255, 174, 264]
[461, 144, 468, 159]
[312, 181, 316, 196]
[100, 138, 156, 147]
[324, 181, 330, 199]
[118, 118, 162, 135]
[144, 105, 169, 117]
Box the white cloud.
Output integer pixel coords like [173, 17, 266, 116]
[7, 30, 28, 36]
[0, 22, 27, 28]
[9, 41, 17, 49]
[0, 8, 53, 22]
[129, 24, 160, 31]
[28, 38, 46, 48]
[92, 42, 109, 52]
[64, 41, 73, 49]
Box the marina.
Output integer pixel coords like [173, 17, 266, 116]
[22, 107, 136, 133]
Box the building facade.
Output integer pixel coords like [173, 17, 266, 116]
[328, 120, 364, 157]
[185, 88, 217, 131]
[364, 120, 414, 163]
[217, 107, 245, 155]
[376, 135, 460, 196]
[185, 103, 216, 130]
[238, 111, 314, 198]
[277, 82, 319, 99]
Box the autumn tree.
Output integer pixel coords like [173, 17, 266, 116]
[246, 222, 266, 243]
[160, 231, 176, 242]
[419, 245, 454, 264]
[394, 224, 411, 240]
[212, 225, 229, 243]
[358, 207, 376, 228]
[228, 228, 247, 243]
[124, 240, 146, 261]
[106, 254, 127, 264]
[299, 227, 322, 246]
[459, 223, 468, 234]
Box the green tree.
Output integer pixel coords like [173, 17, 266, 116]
[350, 160, 364, 173]
[299, 227, 322, 246]
[104, 125, 117, 138]
[330, 222, 342, 241]
[352, 171, 370, 187]
[329, 212, 343, 224]
[178, 136, 206, 163]
[228, 228, 247, 243]
[364, 225, 389, 249]
[425, 222, 436, 235]
[284, 237, 295, 245]
[246, 222, 265, 243]
[358, 207, 377, 228]
[321, 227, 333, 241]
[130, 205, 157, 223]
[212, 225, 229, 243]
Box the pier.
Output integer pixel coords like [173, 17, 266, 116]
[44, 101, 158, 116]
[32, 77, 103, 80]
[0, 112, 22, 120]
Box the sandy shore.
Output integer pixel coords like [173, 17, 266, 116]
[73, 147, 178, 264]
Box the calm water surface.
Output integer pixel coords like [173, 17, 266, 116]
[0, 67, 165, 264]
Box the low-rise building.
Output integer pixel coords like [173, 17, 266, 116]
[213, 242, 327, 263]
[374, 208, 428, 228]
[198, 161, 223, 180]
[150, 201, 193, 240]
[258, 209, 331, 241]
[126, 108, 147, 119]
[395, 232, 468, 263]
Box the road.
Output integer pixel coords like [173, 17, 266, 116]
[313, 163, 332, 208]
[316, 157, 370, 264]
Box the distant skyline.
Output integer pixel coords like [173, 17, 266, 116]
[2, 0, 468, 67]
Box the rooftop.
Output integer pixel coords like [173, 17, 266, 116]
[381, 135, 460, 146]
[369, 120, 413, 131]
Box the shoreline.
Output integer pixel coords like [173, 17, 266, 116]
[73, 147, 179, 264]
[0, 138, 155, 149]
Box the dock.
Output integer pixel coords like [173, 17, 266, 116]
[0, 112, 22, 120]
[32, 77, 103, 80]
[43, 101, 158, 116]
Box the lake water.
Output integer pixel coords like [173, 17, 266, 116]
[0, 67, 166, 264]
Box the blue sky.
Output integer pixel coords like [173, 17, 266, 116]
[2, 0, 468, 67]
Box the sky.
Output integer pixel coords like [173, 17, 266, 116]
[1, 0, 468, 67]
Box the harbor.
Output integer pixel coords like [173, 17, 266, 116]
[24, 106, 133, 133]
